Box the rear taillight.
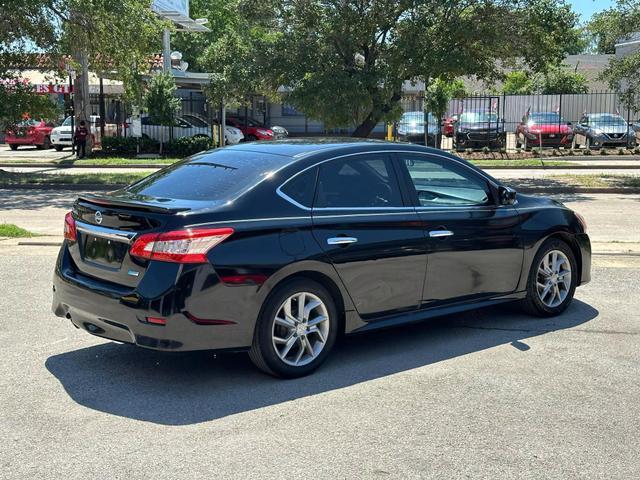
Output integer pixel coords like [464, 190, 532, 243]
[130, 227, 234, 264]
[64, 211, 77, 241]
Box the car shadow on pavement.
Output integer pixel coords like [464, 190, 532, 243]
[45, 300, 598, 426]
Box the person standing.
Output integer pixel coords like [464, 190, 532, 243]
[74, 120, 89, 159]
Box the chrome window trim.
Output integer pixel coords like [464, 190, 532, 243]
[276, 149, 500, 212]
[75, 220, 137, 244]
[186, 205, 561, 228]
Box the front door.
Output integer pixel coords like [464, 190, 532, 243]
[311, 153, 427, 319]
[395, 152, 523, 307]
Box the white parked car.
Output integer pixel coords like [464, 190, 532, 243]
[127, 114, 244, 145]
[50, 115, 100, 151]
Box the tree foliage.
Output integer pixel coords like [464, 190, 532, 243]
[500, 67, 589, 95]
[588, 0, 640, 54]
[594, 1, 640, 112]
[249, 0, 579, 137]
[0, 76, 61, 128]
[144, 71, 181, 152]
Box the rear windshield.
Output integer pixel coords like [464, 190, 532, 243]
[124, 149, 291, 201]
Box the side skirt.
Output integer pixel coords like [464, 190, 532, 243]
[349, 292, 527, 334]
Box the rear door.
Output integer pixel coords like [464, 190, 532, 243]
[311, 153, 427, 318]
[394, 152, 523, 306]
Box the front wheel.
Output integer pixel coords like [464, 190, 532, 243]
[54, 145, 63, 152]
[9, 144, 18, 151]
[249, 279, 338, 378]
[521, 239, 577, 317]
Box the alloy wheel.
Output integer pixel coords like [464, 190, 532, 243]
[536, 250, 572, 308]
[271, 292, 330, 366]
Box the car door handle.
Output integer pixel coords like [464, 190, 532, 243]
[429, 230, 454, 238]
[327, 237, 358, 245]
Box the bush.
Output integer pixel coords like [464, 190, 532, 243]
[482, 146, 491, 154]
[583, 148, 592, 156]
[634, 147, 640, 155]
[166, 136, 212, 157]
[600, 148, 609, 155]
[618, 148, 627, 155]
[101, 135, 159, 154]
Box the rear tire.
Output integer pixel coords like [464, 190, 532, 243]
[246, 134, 258, 142]
[54, 145, 63, 152]
[9, 144, 18, 151]
[249, 279, 338, 378]
[521, 238, 577, 317]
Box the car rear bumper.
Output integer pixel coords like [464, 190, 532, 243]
[6, 137, 39, 145]
[51, 246, 255, 352]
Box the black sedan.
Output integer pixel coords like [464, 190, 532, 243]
[52, 140, 591, 378]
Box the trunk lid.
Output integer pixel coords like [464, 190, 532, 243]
[69, 193, 192, 287]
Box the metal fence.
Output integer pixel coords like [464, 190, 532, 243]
[399, 91, 640, 151]
[99, 91, 640, 151]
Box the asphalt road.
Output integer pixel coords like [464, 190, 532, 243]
[0, 246, 638, 479]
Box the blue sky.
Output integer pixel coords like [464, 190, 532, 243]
[569, 0, 615, 21]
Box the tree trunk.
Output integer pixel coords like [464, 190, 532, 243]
[351, 91, 402, 138]
[73, 49, 93, 154]
[352, 114, 381, 138]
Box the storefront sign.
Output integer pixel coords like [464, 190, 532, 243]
[34, 84, 72, 94]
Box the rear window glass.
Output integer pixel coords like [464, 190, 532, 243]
[280, 168, 317, 207]
[125, 150, 290, 201]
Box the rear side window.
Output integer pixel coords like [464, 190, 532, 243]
[315, 156, 403, 208]
[280, 168, 317, 208]
[125, 150, 289, 201]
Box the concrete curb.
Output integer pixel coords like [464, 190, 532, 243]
[0, 163, 164, 169]
[0, 183, 119, 190]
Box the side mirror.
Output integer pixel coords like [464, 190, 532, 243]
[499, 185, 517, 206]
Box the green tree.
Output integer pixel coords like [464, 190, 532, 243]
[501, 71, 535, 95]
[535, 67, 589, 94]
[0, 76, 60, 129]
[425, 78, 467, 145]
[594, 1, 640, 112]
[1, 1, 164, 139]
[587, 0, 640, 54]
[144, 72, 181, 154]
[255, 0, 579, 137]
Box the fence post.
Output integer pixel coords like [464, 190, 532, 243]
[628, 105, 632, 149]
[558, 93, 563, 148]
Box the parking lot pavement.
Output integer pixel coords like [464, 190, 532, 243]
[0, 246, 638, 479]
[0, 144, 72, 161]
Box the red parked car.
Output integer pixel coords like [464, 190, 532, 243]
[5, 119, 54, 150]
[225, 116, 275, 141]
[515, 111, 573, 150]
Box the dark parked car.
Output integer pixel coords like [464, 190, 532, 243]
[397, 111, 440, 146]
[572, 113, 637, 149]
[453, 110, 506, 151]
[515, 111, 573, 150]
[53, 140, 591, 378]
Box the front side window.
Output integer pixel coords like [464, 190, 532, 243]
[401, 156, 491, 207]
[315, 156, 403, 208]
